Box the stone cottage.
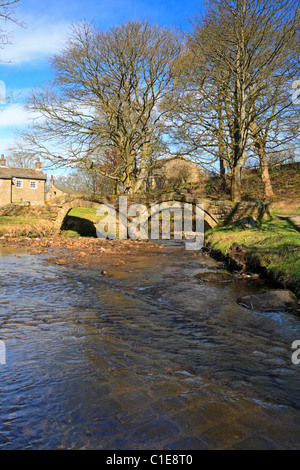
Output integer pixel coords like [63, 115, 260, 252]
[0, 155, 47, 206]
[46, 175, 74, 201]
[150, 156, 204, 191]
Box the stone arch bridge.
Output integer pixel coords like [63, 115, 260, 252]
[50, 194, 267, 234]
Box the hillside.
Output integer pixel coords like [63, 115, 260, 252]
[203, 164, 300, 214]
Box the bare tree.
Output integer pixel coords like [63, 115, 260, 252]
[53, 165, 102, 196]
[16, 20, 181, 194]
[5, 142, 39, 167]
[0, 0, 23, 45]
[248, 82, 300, 200]
[167, 0, 300, 201]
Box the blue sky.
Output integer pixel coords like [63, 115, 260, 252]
[0, 0, 204, 172]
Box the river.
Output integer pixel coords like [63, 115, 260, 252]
[0, 241, 299, 449]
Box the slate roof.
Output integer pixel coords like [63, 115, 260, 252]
[154, 155, 201, 168]
[52, 184, 74, 195]
[0, 166, 47, 180]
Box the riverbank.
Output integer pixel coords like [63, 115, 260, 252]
[0, 236, 167, 272]
[205, 215, 300, 298]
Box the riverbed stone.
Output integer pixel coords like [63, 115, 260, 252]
[195, 271, 233, 282]
[237, 290, 298, 311]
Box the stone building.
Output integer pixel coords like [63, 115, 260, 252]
[150, 156, 204, 191]
[0, 155, 47, 206]
[46, 175, 74, 201]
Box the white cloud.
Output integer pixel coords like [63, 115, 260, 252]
[1, 18, 71, 65]
[0, 104, 36, 126]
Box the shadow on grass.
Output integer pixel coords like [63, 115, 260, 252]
[277, 216, 300, 233]
[61, 216, 97, 237]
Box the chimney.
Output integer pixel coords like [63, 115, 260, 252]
[0, 154, 6, 166]
[50, 175, 54, 188]
[35, 158, 42, 170]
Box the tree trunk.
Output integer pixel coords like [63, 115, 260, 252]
[113, 180, 118, 195]
[217, 94, 227, 191]
[231, 164, 242, 202]
[220, 157, 226, 190]
[133, 168, 148, 193]
[124, 173, 134, 194]
[123, 150, 135, 194]
[258, 146, 274, 200]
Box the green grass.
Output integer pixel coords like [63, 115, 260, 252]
[68, 207, 101, 222]
[60, 230, 81, 238]
[270, 206, 300, 216]
[0, 216, 41, 226]
[0, 215, 54, 237]
[206, 216, 300, 290]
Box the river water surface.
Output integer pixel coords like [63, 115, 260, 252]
[0, 242, 299, 449]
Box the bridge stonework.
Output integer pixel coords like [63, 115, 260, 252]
[51, 194, 267, 233]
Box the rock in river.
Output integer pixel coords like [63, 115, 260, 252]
[195, 271, 233, 282]
[237, 290, 298, 311]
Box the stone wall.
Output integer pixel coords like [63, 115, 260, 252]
[0, 179, 12, 206]
[203, 200, 266, 225]
[0, 177, 46, 206]
[11, 178, 46, 205]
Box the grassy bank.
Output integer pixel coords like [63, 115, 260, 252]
[205, 216, 300, 297]
[0, 205, 57, 238]
[0, 216, 55, 238]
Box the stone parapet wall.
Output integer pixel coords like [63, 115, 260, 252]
[50, 194, 267, 231]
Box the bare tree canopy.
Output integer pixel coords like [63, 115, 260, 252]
[19, 19, 181, 193]
[0, 0, 24, 54]
[166, 0, 300, 201]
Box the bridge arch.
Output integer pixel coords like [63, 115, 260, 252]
[54, 198, 101, 231]
[54, 195, 218, 239]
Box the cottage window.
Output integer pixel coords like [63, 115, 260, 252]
[30, 181, 37, 189]
[16, 180, 23, 188]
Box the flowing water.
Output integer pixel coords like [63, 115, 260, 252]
[0, 242, 299, 450]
